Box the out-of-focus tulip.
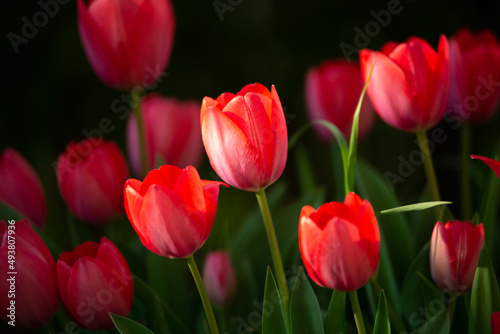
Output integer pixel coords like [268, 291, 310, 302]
[448, 28, 500, 122]
[305, 59, 375, 141]
[201, 83, 288, 192]
[77, 0, 175, 90]
[127, 94, 203, 176]
[491, 312, 500, 334]
[471, 154, 500, 179]
[299, 192, 380, 291]
[56, 139, 129, 224]
[57, 237, 133, 329]
[0, 219, 59, 328]
[124, 165, 227, 258]
[202, 251, 237, 307]
[430, 220, 484, 294]
[359, 35, 450, 132]
[0, 149, 47, 227]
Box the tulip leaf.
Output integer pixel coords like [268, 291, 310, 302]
[262, 267, 288, 334]
[110, 313, 155, 334]
[379, 201, 452, 215]
[411, 308, 449, 334]
[324, 290, 346, 333]
[373, 290, 390, 334]
[468, 247, 500, 334]
[479, 157, 499, 254]
[290, 268, 324, 334]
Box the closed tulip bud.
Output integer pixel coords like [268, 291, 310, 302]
[360, 35, 450, 132]
[57, 237, 133, 329]
[299, 192, 380, 291]
[201, 83, 288, 192]
[471, 155, 500, 179]
[305, 59, 376, 141]
[491, 312, 500, 334]
[202, 251, 237, 307]
[127, 94, 203, 176]
[0, 149, 47, 227]
[430, 220, 484, 294]
[56, 139, 129, 224]
[77, 0, 175, 90]
[124, 165, 227, 258]
[448, 28, 500, 122]
[0, 219, 59, 328]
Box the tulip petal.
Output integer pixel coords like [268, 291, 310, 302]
[298, 206, 325, 287]
[471, 155, 500, 179]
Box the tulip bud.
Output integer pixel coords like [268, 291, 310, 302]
[0, 219, 59, 328]
[430, 220, 484, 294]
[491, 312, 500, 334]
[0, 149, 47, 227]
[202, 251, 237, 307]
[57, 237, 133, 330]
[471, 155, 500, 179]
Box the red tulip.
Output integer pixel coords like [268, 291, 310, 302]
[492, 312, 500, 334]
[202, 251, 237, 307]
[124, 165, 227, 258]
[448, 28, 500, 122]
[0, 149, 47, 227]
[305, 59, 376, 141]
[359, 35, 450, 132]
[430, 220, 484, 294]
[201, 83, 288, 192]
[471, 154, 500, 179]
[299, 192, 380, 291]
[77, 0, 175, 90]
[56, 139, 129, 224]
[127, 94, 203, 176]
[57, 237, 133, 329]
[0, 219, 59, 328]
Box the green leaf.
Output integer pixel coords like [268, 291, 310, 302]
[110, 313, 155, 334]
[262, 267, 288, 334]
[479, 163, 499, 254]
[411, 308, 449, 334]
[373, 290, 390, 334]
[379, 201, 452, 215]
[468, 247, 500, 334]
[324, 290, 346, 334]
[290, 268, 324, 334]
[294, 145, 316, 195]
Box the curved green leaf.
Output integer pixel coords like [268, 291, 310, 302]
[290, 268, 324, 334]
[262, 267, 288, 334]
[111, 313, 155, 334]
[411, 308, 449, 334]
[379, 201, 452, 215]
[373, 290, 390, 334]
[324, 290, 346, 333]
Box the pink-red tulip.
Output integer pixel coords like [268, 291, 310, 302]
[471, 154, 500, 179]
[430, 220, 484, 294]
[57, 237, 133, 329]
[201, 83, 288, 192]
[0, 219, 59, 328]
[124, 165, 227, 258]
[0, 149, 47, 227]
[492, 312, 500, 334]
[448, 28, 500, 122]
[56, 139, 129, 224]
[202, 251, 237, 306]
[127, 94, 203, 176]
[305, 59, 376, 141]
[299, 192, 380, 291]
[359, 36, 450, 132]
[77, 0, 175, 90]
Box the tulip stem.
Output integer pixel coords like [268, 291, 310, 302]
[461, 124, 472, 219]
[416, 130, 442, 217]
[186, 256, 220, 334]
[255, 188, 291, 330]
[349, 290, 366, 334]
[131, 87, 148, 178]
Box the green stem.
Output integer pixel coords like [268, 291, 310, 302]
[461, 124, 471, 220]
[416, 130, 442, 218]
[369, 277, 406, 332]
[349, 290, 366, 334]
[186, 256, 219, 334]
[131, 87, 148, 178]
[448, 296, 457, 326]
[255, 188, 291, 330]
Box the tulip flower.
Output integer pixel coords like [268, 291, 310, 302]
[359, 35, 450, 132]
[448, 28, 500, 122]
[77, 0, 175, 90]
[299, 192, 380, 291]
[305, 59, 375, 141]
[471, 154, 500, 179]
[202, 251, 237, 307]
[56, 138, 129, 224]
[57, 237, 133, 329]
[127, 94, 203, 176]
[430, 220, 484, 294]
[201, 83, 288, 192]
[0, 219, 59, 328]
[492, 312, 500, 334]
[0, 149, 47, 227]
[124, 165, 227, 258]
